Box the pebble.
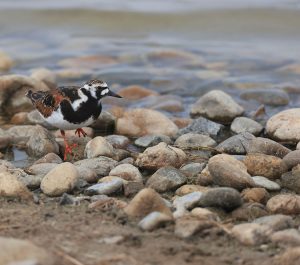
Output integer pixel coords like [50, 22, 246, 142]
[230, 117, 263, 136]
[134, 134, 172, 148]
[123, 181, 144, 197]
[0, 51, 13, 71]
[116, 108, 178, 137]
[196, 166, 214, 186]
[177, 117, 224, 137]
[26, 163, 58, 176]
[281, 165, 300, 194]
[146, 167, 187, 193]
[124, 188, 172, 218]
[90, 111, 116, 133]
[191, 208, 220, 221]
[241, 188, 269, 204]
[40, 162, 79, 196]
[85, 177, 123, 196]
[199, 187, 242, 211]
[105, 135, 129, 149]
[117, 85, 159, 99]
[266, 108, 300, 143]
[190, 90, 244, 123]
[253, 214, 295, 231]
[6, 125, 38, 140]
[231, 223, 272, 245]
[240, 89, 289, 106]
[138, 211, 173, 231]
[34, 153, 63, 164]
[283, 150, 300, 169]
[267, 194, 300, 214]
[174, 133, 216, 149]
[274, 247, 300, 265]
[173, 192, 202, 215]
[135, 142, 186, 170]
[231, 203, 269, 221]
[74, 157, 118, 177]
[271, 229, 300, 246]
[84, 136, 114, 159]
[208, 154, 255, 190]
[180, 163, 206, 179]
[244, 153, 288, 180]
[175, 185, 208, 196]
[109, 163, 143, 182]
[252, 176, 281, 191]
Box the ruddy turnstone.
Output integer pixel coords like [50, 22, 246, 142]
[26, 79, 121, 160]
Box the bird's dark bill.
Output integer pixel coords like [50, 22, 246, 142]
[107, 90, 122, 98]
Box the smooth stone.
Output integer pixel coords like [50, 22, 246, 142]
[230, 117, 263, 136]
[124, 188, 172, 218]
[76, 167, 98, 183]
[111, 148, 130, 162]
[190, 90, 244, 123]
[244, 153, 288, 180]
[252, 176, 281, 191]
[231, 203, 269, 221]
[0, 236, 56, 265]
[173, 191, 203, 211]
[267, 194, 300, 214]
[40, 162, 79, 196]
[117, 85, 159, 100]
[191, 208, 220, 221]
[117, 157, 135, 165]
[134, 134, 172, 148]
[174, 133, 216, 150]
[175, 185, 208, 196]
[266, 108, 300, 143]
[135, 142, 186, 170]
[84, 136, 114, 159]
[146, 167, 187, 193]
[138, 211, 173, 231]
[74, 157, 118, 177]
[240, 89, 289, 106]
[85, 178, 123, 196]
[199, 187, 242, 211]
[0, 51, 13, 70]
[26, 163, 58, 176]
[105, 135, 129, 149]
[283, 150, 300, 169]
[231, 223, 272, 245]
[90, 111, 116, 133]
[180, 163, 206, 178]
[116, 108, 178, 137]
[241, 188, 269, 204]
[109, 163, 143, 182]
[271, 229, 300, 246]
[253, 214, 294, 231]
[172, 117, 193, 129]
[34, 153, 63, 164]
[208, 154, 255, 190]
[123, 181, 144, 197]
[177, 117, 224, 137]
[281, 165, 300, 194]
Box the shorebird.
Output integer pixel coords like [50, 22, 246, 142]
[26, 79, 121, 160]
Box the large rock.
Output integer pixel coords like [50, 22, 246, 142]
[174, 133, 216, 149]
[266, 108, 300, 143]
[190, 90, 244, 123]
[40, 162, 79, 196]
[230, 117, 263, 136]
[267, 194, 300, 214]
[116, 108, 178, 137]
[135, 142, 186, 170]
[208, 154, 255, 190]
[84, 136, 114, 159]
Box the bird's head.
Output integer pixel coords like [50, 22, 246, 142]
[83, 79, 121, 100]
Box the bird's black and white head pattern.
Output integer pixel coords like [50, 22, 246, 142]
[83, 79, 110, 100]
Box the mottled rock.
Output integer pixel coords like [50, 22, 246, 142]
[271, 229, 300, 246]
[208, 154, 255, 190]
[254, 214, 294, 231]
[267, 194, 300, 214]
[26, 163, 58, 176]
[109, 163, 143, 182]
[117, 85, 159, 100]
[174, 133, 216, 150]
[135, 142, 186, 170]
[34, 153, 62, 164]
[84, 136, 114, 159]
[180, 162, 206, 179]
[105, 135, 129, 149]
[85, 177, 123, 196]
[196, 166, 214, 186]
[40, 162, 79, 196]
[134, 134, 172, 148]
[252, 176, 281, 191]
[241, 188, 269, 204]
[190, 90, 244, 123]
[116, 108, 178, 137]
[138, 211, 173, 231]
[231, 203, 268, 221]
[281, 165, 300, 194]
[76, 167, 98, 183]
[124, 188, 172, 218]
[231, 117, 263, 136]
[123, 181, 144, 197]
[283, 150, 300, 169]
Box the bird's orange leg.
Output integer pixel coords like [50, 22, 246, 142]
[75, 128, 87, 137]
[60, 130, 78, 160]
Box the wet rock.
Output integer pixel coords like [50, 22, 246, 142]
[266, 108, 300, 143]
[135, 142, 186, 170]
[231, 223, 271, 245]
[252, 176, 281, 191]
[173, 191, 203, 218]
[281, 165, 300, 193]
[177, 117, 224, 137]
[191, 208, 220, 221]
[283, 150, 300, 169]
[253, 214, 294, 231]
[105, 135, 129, 149]
[40, 162, 79, 196]
[0, 172, 32, 199]
[123, 181, 144, 197]
[244, 154, 288, 180]
[138, 211, 173, 231]
[190, 90, 244, 123]
[90, 111, 116, 133]
[26, 125, 59, 157]
[208, 154, 255, 190]
[174, 133, 216, 150]
[117, 85, 159, 100]
[30, 67, 56, 84]
[231, 203, 268, 221]
[271, 229, 300, 246]
[241, 188, 269, 204]
[0, 236, 56, 265]
[84, 136, 114, 159]
[180, 163, 206, 179]
[146, 167, 187, 193]
[267, 194, 300, 214]
[85, 177, 123, 196]
[0, 51, 13, 71]
[240, 89, 289, 106]
[74, 157, 118, 177]
[76, 167, 98, 183]
[230, 117, 263, 136]
[34, 153, 62, 164]
[124, 188, 172, 218]
[199, 187, 242, 211]
[175, 185, 208, 196]
[134, 134, 172, 148]
[109, 163, 143, 182]
[116, 108, 178, 137]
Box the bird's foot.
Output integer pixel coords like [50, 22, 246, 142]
[63, 142, 78, 161]
[75, 128, 87, 137]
